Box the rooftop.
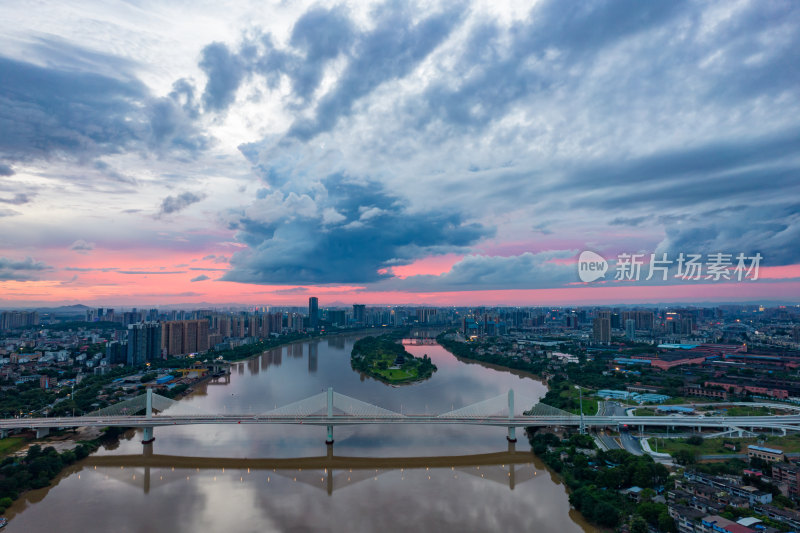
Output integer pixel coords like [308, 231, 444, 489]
[748, 445, 783, 455]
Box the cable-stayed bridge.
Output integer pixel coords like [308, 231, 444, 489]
[3, 387, 799, 444]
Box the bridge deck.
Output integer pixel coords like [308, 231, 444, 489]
[2, 414, 799, 430]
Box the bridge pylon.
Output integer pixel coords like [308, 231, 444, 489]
[507, 389, 517, 443]
[142, 387, 155, 444]
[325, 387, 334, 445]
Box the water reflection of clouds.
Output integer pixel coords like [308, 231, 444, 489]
[65, 450, 580, 533]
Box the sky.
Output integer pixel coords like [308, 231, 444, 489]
[0, 0, 799, 308]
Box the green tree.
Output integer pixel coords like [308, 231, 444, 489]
[658, 510, 677, 533]
[686, 435, 703, 446]
[673, 449, 697, 465]
[640, 488, 656, 502]
[637, 501, 663, 525]
[630, 516, 648, 533]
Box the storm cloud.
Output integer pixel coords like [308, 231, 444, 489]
[222, 174, 491, 284]
[0, 48, 208, 165]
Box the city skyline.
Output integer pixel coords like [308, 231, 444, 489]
[1, 0, 799, 307]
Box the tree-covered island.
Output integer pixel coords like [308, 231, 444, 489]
[351, 335, 437, 384]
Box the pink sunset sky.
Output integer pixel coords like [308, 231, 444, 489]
[2, 243, 799, 307]
[1, 1, 799, 308]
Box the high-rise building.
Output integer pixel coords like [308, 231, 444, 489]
[231, 316, 246, 338]
[127, 322, 162, 366]
[269, 312, 283, 334]
[218, 316, 231, 338]
[416, 308, 437, 324]
[0, 310, 39, 330]
[328, 310, 346, 326]
[636, 310, 654, 331]
[183, 320, 198, 353]
[106, 340, 128, 364]
[288, 312, 304, 332]
[308, 297, 319, 330]
[161, 320, 209, 357]
[625, 319, 636, 339]
[353, 304, 366, 326]
[593, 317, 611, 345]
[248, 316, 260, 338]
[565, 314, 579, 329]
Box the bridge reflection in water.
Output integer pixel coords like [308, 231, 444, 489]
[84, 442, 540, 496]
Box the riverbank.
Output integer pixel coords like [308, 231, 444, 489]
[528, 430, 675, 531]
[0, 426, 127, 516]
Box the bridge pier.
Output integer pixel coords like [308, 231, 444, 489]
[36, 427, 50, 439]
[142, 426, 155, 444]
[144, 466, 151, 495]
[507, 438, 516, 490]
[507, 427, 516, 443]
[0, 429, 8, 439]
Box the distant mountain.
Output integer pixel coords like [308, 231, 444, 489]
[38, 304, 92, 315]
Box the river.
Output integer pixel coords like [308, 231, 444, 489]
[5, 334, 597, 533]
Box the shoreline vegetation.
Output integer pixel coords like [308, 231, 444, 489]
[351, 332, 437, 384]
[528, 430, 675, 531]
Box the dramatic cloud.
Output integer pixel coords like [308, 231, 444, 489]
[158, 192, 207, 217]
[199, 43, 247, 112]
[0, 46, 208, 166]
[213, 0, 800, 292]
[222, 174, 490, 284]
[199, 3, 463, 140]
[0, 0, 798, 303]
[190, 274, 210, 282]
[657, 203, 800, 267]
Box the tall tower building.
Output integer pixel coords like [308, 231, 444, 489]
[308, 297, 319, 331]
[593, 317, 611, 345]
[127, 322, 162, 366]
[353, 304, 366, 326]
[183, 320, 198, 353]
[625, 319, 636, 339]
